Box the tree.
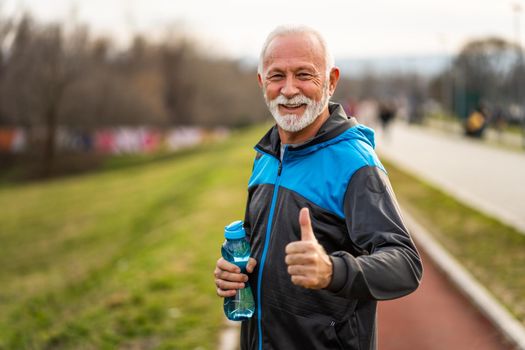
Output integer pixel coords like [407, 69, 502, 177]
[431, 37, 521, 117]
[0, 17, 87, 174]
[160, 41, 197, 125]
[0, 10, 14, 124]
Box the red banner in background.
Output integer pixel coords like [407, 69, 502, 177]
[0, 127, 228, 155]
[0, 129, 26, 153]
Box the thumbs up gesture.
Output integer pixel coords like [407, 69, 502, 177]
[285, 208, 333, 289]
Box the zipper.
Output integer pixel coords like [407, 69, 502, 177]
[256, 145, 287, 350]
[352, 313, 361, 350]
[330, 320, 345, 350]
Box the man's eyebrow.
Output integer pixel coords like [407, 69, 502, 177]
[296, 68, 321, 75]
[295, 65, 317, 71]
[266, 65, 319, 74]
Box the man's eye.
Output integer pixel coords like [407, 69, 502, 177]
[297, 73, 312, 79]
[268, 74, 284, 80]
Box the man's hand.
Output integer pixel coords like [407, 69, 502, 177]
[285, 208, 333, 289]
[214, 257, 257, 297]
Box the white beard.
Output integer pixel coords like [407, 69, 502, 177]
[264, 82, 331, 132]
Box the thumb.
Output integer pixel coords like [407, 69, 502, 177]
[299, 208, 316, 241]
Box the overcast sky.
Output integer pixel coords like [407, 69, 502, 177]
[2, 0, 524, 59]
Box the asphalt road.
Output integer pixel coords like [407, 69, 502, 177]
[377, 123, 525, 234]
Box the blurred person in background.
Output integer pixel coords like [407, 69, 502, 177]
[464, 104, 488, 138]
[213, 25, 422, 350]
[491, 105, 507, 142]
[378, 100, 397, 140]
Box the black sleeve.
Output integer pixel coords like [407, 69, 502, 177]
[325, 165, 423, 300]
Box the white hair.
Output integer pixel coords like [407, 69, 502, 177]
[257, 25, 335, 77]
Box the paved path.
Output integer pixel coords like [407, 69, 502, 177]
[377, 123, 525, 234]
[378, 249, 513, 350]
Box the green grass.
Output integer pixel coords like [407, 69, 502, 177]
[384, 159, 525, 324]
[0, 126, 263, 349]
[1, 123, 524, 349]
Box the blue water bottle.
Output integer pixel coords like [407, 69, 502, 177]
[222, 220, 255, 321]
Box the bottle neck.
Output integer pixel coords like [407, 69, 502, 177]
[226, 236, 246, 241]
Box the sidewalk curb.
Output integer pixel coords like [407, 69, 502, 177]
[404, 212, 525, 350]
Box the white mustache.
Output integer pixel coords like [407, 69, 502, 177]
[268, 94, 313, 108]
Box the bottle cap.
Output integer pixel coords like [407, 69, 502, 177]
[224, 220, 246, 239]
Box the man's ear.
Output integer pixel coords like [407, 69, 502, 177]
[257, 73, 263, 88]
[329, 67, 340, 96]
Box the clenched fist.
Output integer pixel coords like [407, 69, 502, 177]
[285, 208, 333, 289]
[214, 257, 257, 297]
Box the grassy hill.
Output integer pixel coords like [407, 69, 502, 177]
[1, 123, 523, 349]
[0, 126, 262, 349]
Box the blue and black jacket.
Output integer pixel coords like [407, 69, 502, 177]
[241, 103, 422, 350]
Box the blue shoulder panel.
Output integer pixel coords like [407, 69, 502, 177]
[248, 128, 385, 218]
[281, 136, 384, 218]
[248, 153, 279, 188]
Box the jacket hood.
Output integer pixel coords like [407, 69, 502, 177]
[255, 102, 375, 158]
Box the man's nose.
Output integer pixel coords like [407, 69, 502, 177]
[280, 76, 300, 98]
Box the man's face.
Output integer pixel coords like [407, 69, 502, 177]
[259, 33, 333, 132]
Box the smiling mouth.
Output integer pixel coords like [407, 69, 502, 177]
[279, 104, 306, 109]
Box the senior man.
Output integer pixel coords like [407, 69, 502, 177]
[214, 25, 422, 350]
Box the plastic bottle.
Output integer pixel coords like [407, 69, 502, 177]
[221, 220, 255, 321]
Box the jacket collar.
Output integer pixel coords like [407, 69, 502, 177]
[254, 102, 357, 158]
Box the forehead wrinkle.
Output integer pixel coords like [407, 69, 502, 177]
[262, 33, 325, 74]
